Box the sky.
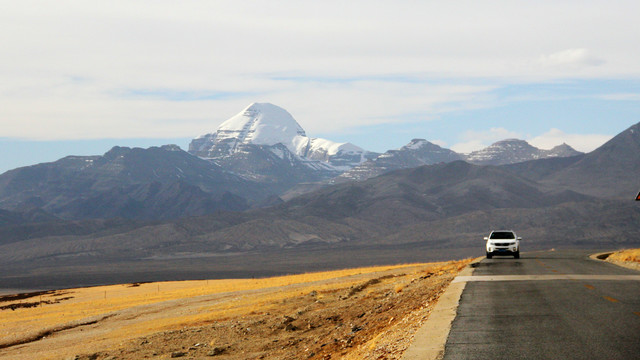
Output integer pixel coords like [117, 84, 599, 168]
[1, 0, 639, 173]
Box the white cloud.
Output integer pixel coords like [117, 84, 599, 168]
[451, 128, 522, 154]
[450, 127, 613, 154]
[538, 48, 605, 68]
[528, 128, 612, 152]
[0, 1, 639, 140]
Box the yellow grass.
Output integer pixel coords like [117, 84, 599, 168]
[608, 248, 640, 263]
[0, 262, 456, 348]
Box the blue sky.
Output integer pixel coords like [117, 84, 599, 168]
[1, 1, 639, 173]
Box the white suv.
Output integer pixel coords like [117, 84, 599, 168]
[485, 230, 521, 259]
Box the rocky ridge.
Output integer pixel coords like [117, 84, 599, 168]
[465, 139, 582, 166]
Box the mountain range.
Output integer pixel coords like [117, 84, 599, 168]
[187, 103, 583, 184]
[0, 103, 586, 221]
[1, 103, 639, 289]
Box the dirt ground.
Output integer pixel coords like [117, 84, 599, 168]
[0, 259, 471, 360]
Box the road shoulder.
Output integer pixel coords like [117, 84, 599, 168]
[402, 257, 482, 360]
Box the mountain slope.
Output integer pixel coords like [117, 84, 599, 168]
[501, 154, 585, 181]
[288, 161, 588, 224]
[543, 121, 640, 198]
[0, 145, 259, 220]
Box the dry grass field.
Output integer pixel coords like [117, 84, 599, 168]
[0, 258, 471, 360]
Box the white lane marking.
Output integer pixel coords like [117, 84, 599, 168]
[452, 275, 640, 283]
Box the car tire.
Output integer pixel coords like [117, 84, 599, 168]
[514, 252, 520, 259]
[486, 252, 493, 259]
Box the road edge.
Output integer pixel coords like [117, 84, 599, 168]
[401, 256, 483, 360]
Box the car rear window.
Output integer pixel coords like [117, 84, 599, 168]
[490, 231, 515, 239]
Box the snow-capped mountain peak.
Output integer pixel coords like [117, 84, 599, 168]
[215, 102, 306, 147]
[192, 103, 306, 154]
[189, 103, 373, 175]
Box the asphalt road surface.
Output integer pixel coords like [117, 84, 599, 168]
[442, 250, 640, 360]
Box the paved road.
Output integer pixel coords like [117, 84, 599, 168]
[442, 250, 640, 360]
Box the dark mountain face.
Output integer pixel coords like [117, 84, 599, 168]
[208, 143, 341, 189]
[56, 181, 248, 220]
[0, 208, 58, 226]
[288, 161, 589, 224]
[501, 154, 585, 181]
[543, 122, 640, 198]
[0, 145, 259, 220]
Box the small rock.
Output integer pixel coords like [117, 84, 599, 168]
[207, 347, 226, 356]
[285, 324, 298, 331]
[171, 351, 187, 358]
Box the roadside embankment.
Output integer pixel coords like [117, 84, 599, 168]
[591, 248, 640, 271]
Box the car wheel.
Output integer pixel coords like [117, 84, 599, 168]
[486, 252, 493, 259]
[514, 252, 520, 259]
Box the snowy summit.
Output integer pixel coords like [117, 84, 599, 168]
[213, 103, 307, 152]
[189, 103, 372, 171]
